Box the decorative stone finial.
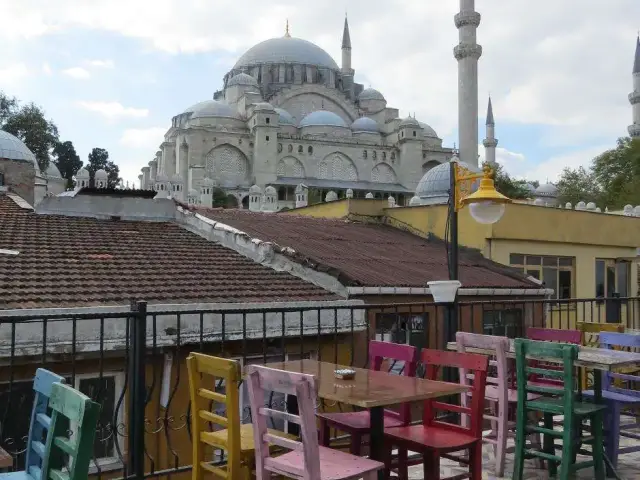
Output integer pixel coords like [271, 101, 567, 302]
[285, 19, 291, 38]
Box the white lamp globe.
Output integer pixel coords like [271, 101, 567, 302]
[468, 201, 506, 225]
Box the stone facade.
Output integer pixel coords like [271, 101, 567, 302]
[0, 158, 39, 205]
[139, 19, 454, 210]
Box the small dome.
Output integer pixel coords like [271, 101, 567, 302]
[409, 195, 422, 206]
[249, 184, 262, 194]
[156, 173, 169, 182]
[294, 184, 307, 194]
[299, 110, 347, 128]
[76, 167, 89, 178]
[253, 102, 275, 112]
[634, 205, 640, 216]
[227, 73, 259, 87]
[202, 177, 215, 187]
[46, 163, 61, 178]
[234, 36, 339, 70]
[565, 202, 572, 209]
[184, 100, 238, 119]
[264, 186, 277, 195]
[325, 191, 338, 202]
[576, 201, 586, 210]
[0, 130, 38, 169]
[188, 188, 199, 197]
[586, 202, 597, 211]
[623, 204, 634, 215]
[95, 169, 108, 180]
[351, 117, 379, 133]
[418, 122, 439, 138]
[535, 183, 558, 197]
[399, 117, 420, 128]
[415, 158, 481, 204]
[358, 88, 385, 102]
[365, 192, 374, 199]
[274, 108, 296, 125]
[346, 188, 354, 198]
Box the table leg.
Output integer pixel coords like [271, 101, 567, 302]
[369, 406, 385, 480]
[595, 371, 621, 480]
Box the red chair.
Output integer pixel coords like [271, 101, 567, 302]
[383, 349, 489, 480]
[526, 327, 581, 387]
[318, 340, 417, 455]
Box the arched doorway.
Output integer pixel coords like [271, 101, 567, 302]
[241, 196, 249, 209]
[226, 194, 239, 208]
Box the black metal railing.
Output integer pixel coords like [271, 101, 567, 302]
[0, 296, 636, 478]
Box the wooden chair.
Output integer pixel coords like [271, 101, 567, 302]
[582, 332, 640, 469]
[44, 382, 101, 480]
[383, 348, 489, 480]
[456, 332, 542, 477]
[246, 364, 383, 480]
[526, 327, 581, 388]
[317, 340, 417, 455]
[577, 322, 625, 390]
[512, 339, 605, 480]
[0, 368, 65, 480]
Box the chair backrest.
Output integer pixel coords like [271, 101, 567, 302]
[43, 383, 100, 480]
[577, 322, 625, 390]
[456, 332, 509, 403]
[246, 365, 319, 480]
[599, 332, 640, 396]
[526, 327, 581, 386]
[186, 353, 242, 479]
[420, 349, 489, 439]
[25, 369, 65, 479]
[368, 340, 417, 424]
[515, 338, 578, 407]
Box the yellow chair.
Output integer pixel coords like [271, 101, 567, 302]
[187, 352, 249, 479]
[578, 321, 625, 390]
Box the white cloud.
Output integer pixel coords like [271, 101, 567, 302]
[42, 62, 52, 76]
[87, 59, 114, 68]
[519, 145, 612, 183]
[62, 66, 90, 79]
[0, 63, 29, 86]
[77, 101, 149, 119]
[120, 127, 166, 149]
[478, 144, 526, 168]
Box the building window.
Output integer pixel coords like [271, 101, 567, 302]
[595, 259, 630, 297]
[413, 131, 416, 137]
[375, 313, 428, 350]
[509, 254, 575, 300]
[266, 117, 270, 124]
[483, 309, 523, 338]
[265, 135, 270, 141]
[0, 172, 4, 186]
[75, 372, 125, 470]
[298, 145, 303, 153]
[308, 146, 313, 155]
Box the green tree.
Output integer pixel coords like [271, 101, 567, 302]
[53, 141, 82, 189]
[591, 137, 640, 208]
[2, 101, 59, 171]
[85, 147, 120, 187]
[556, 166, 602, 207]
[492, 163, 531, 200]
[211, 187, 228, 207]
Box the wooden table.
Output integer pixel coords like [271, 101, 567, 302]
[0, 446, 12, 469]
[265, 359, 469, 480]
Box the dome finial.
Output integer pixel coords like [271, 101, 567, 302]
[285, 19, 291, 38]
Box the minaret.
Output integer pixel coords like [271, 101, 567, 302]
[628, 35, 640, 138]
[341, 15, 352, 73]
[454, 0, 482, 166]
[483, 97, 498, 166]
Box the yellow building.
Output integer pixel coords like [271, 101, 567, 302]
[284, 199, 640, 328]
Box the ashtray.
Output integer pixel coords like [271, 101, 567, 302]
[334, 369, 356, 380]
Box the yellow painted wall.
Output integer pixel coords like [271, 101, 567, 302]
[280, 199, 351, 218]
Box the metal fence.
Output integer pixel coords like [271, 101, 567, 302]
[0, 296, 637, 479]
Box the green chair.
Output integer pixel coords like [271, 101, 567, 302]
[513, 338, 606, 480]
[43, 382, 100, 480]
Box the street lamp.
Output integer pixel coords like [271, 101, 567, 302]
[448, 160, 511, 281]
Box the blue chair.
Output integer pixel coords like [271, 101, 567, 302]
[583, 332, 640, 469]
[0, 369, 65, 479]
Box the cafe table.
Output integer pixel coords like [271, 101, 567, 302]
[447, 339, 640, 477]
[264, 359, 469, 480]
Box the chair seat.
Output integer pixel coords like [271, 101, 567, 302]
[384, 424, 478, 451]
[317, 410, 404, 431]
[202, 423, 296, 453]
[527, 397, 607, 416]
[266, 444, 383, 480]
[582, 389, 640, 404]
[0, 472, 33, 479]
[485, 385, 541, 402]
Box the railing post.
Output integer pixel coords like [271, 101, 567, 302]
[128, 300, 147, 479]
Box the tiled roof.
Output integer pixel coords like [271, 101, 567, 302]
[0, 195, 340, 309]
[189, 207, 540, 290]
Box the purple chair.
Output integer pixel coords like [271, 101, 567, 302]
[582, 332, 640, 468]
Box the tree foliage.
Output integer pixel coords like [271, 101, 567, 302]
[211, 187, 228, 207]
[0, 92, 59, 172]
[86, 147, 120, 187]
[557, 137, 640, 209]
[53, 141, 82, 189]
[492, 163, 532, 200]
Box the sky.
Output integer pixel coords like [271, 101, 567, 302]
[0, 0, 638, 187]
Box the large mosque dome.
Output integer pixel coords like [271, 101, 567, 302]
[415, 158, 480, 205]
[233, 36, 339, 70]
[0, 130, 38, 170]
